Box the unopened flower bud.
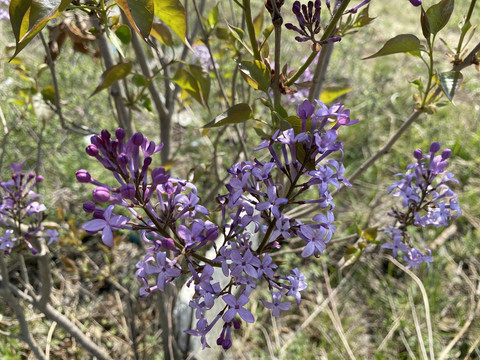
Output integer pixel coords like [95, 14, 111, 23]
[120, 183, 136, 200]
[413, 149, 423, 160]
[441, 149, 451, 160]
[132, 132, 144, 146]
[36, 175, 44, 183]
[429, 142, 441, 154]
[93, 186, 111, 203]
[101, 129, 111, 141]
[83, 201, 96, 213]
[161, 238, 175, 250]
[116, 128, 126, 141]
[86, 144, 99, 157]
[76, 169, 91, 183]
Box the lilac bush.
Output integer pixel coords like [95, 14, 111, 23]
[382, 142, 460, 269]
[0, 163, 58, 254]
[77, 98, 358, 349]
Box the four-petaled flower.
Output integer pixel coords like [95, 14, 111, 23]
[82, 205, 130, 246]
[222, 294, 255, 323]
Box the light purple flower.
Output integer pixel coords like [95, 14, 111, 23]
[261, 291, 291, 317]
[82, 205, 130, 246]
[222, 294, 255, 323]
[0, 229, 17, 252]
[45, 229, 59, 246]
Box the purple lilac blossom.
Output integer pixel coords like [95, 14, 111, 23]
[0, 162, 50, 254]
[82, 205, 130, 246]
[409, 0, 422, 6]
[79, 99, 357, 350]
[383, 143, 460, 269]
[0, 0, 9, 21]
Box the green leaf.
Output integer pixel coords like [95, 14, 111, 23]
[115, 0, 154, 41]
[319, 86, 353, 103]
[238, 60, 270, 92]
[227, 22, 253, 55]
[420, 6, 431, 40]
[150, 22, 173, 46]
[426, 0, 454, 36]
[353, 5, 375, 28]
[361, 226, 378, 243]
[9, 0, 72, 59]
[41, 85, 55, 103]
[438, 71, 463, 104]
[173, 67, 208, 107]
[154, 0, 187, 44]
[105, 27, 126, 58]
[132, 73, 148, 87]
[363, 34, 424, 59]
[342, 246, 362, 268]
[188, 64, 210, 108]
[204, 103, 253, 128]
[208, 4, 219, 29]
[253, 6, 264, 36]
[90, 62, 132, 97]
[115, 24, 131, 45]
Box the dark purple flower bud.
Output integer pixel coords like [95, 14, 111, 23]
[28, 173, 35, 180]
[132, 132, 144, 146]
[409, 0, 422, 6]
[83, 201, 96, 213]
[116, 128, 126, 141]
[86, 144, 99, 157]
[441, 149, 451, 160]
[233, 319, 241, 329]
[76, 169, 92, 183]
[120, 183, 136, 200]
[143, 156, 152, 169]
[93, 209, 104, 219]
[101, 129, 111, 141]
[36, 175, 44, 183]
[117, 153, 129, 166]
[429, 142, 441, 154]
[413, 149, 423, 160]
[161, 238, 175, 250]
[92, 186, 111, 203]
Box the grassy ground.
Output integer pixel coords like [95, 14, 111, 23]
[1, 0, 480, 359]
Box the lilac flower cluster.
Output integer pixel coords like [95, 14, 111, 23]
[0, 163, 58, 254]
[191, 44, 216, 72]
[382, 142, 460, 269]
[285, 1, 341, 45]
[0, 0, 9, 21]
[78, 100, 357, 350]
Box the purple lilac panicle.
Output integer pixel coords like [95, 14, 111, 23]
[78, 101, 356, 350]
[0, 163, 55, 254]
[383, 143, 460, 269]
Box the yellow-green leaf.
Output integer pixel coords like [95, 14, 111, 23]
[319, 86, 353, 103]
[150, 22, 173, 46]
[9, 0, 72, 59]
[204, 103, 253, 128]
[363, 34, 424, 59]
[90, 62, 132, 97]
[115, 0, 154, 41]
[238, 60, 270, 92]
[153, 0, 186, 44]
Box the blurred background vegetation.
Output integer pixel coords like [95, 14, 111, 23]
[1, 0, 479, 359]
